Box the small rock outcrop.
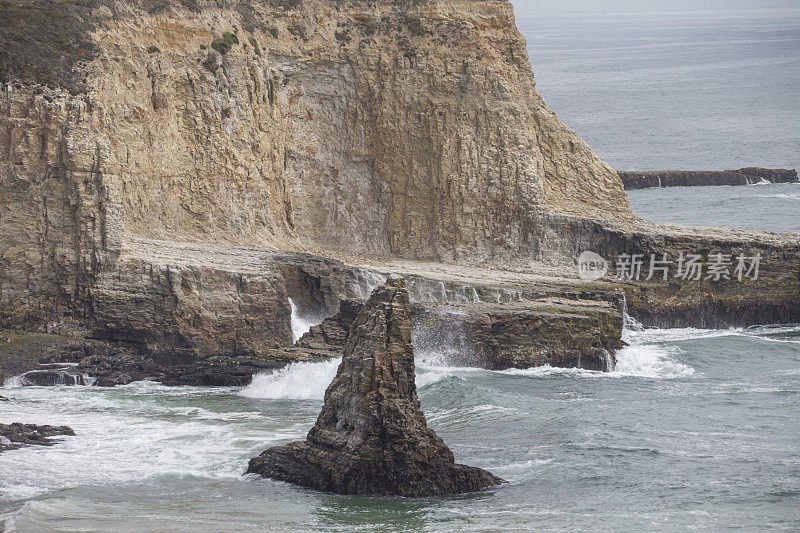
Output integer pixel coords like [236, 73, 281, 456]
[246, 275, 503, 496]
[0, 423, 75, 453]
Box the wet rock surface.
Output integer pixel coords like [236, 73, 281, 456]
[1, 329, 336, 387]
[413, 299, 621, 371]
[0, 423, 75, 453]
[247, 275, 503, 496]
[619, 168, 797, 189]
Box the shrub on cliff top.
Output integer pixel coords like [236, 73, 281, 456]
[143, 0, 200, 14]
[401, 14, 425, 36]
[248, 36, 260, 56]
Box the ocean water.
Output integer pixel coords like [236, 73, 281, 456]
[520, 8, 800, 172]
[520, 8, 799, 233]
[2, 8, 800, 533]
[627, 181, 800, 232]
[2, 324, 799, 531]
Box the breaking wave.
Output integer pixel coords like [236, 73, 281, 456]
[613, 344, 695, 378]
[288, 298, 319, 344]
[240, 358, 341, 400]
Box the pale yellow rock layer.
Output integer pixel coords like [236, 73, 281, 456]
[2, 0, 634, 273]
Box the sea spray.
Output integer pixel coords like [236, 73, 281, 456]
[349, 269, 386, 300]
[612, 294, 695, 378]
[288, 298, 318, 344]
[240, 358, 341, 400]
[240, 356, 450, 400]
[613, 344, 695, 378]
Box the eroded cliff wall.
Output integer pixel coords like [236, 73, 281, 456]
[2, 0, 796, 363]
[2, 0, 632, 262]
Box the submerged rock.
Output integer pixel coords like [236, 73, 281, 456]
[246, 275, 503, 496]
[10, 363, 95, 387]
[0, 423, 75, 453]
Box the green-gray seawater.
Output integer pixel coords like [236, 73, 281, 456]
[2, 324, 799, 531]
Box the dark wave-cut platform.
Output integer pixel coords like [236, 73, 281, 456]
[619, 168, 797, 189]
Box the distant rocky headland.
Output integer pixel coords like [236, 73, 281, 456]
[1, 0, 798, 387]
[619, 168, 798, 189]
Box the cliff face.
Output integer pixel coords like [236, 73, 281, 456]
[1, 0, 797, 364]
[2, 0, 630, 259]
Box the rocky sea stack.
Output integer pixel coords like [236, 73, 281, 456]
[246, 274, 503, 496]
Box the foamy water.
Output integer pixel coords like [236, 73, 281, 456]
[288, 298, 319, 344]
[240, 358, 341, 400]
[3, 319, 799, 530]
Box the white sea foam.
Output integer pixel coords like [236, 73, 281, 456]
[240, 358, 341, 400]
[758, 192, 800, 200]
[623, 326, 741, 345]
[240, 356, 464, 399]
[288, 298, 318, 344]
[613, 344, 695, 379]
[0, 387, 289, 502]
[415, 324, 700, 380]
[498, 366, 593, 377]
[3, 375, 25, 387]
[622, 324, 800, 347]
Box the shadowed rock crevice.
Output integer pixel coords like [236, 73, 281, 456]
[246, 274, 503, 496]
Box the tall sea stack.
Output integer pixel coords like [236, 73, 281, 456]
[246, 274, 503, 496]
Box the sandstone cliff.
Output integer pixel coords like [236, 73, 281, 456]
[1, 0, 798, 370]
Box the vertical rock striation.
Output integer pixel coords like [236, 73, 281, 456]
[246, 274, 503, 496]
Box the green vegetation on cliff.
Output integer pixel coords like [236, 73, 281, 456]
[0, 0, 100, 93]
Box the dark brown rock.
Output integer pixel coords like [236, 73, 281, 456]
[296, 299, 364, 352]
[298, 295, 621, 371]
[0, 423, 75, 453]
[619, 168, 798, 189]
[246, 275, 503, 496]
[413, 299, 621, 371]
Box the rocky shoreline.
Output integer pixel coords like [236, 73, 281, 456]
[1, 0, 798, 391]
[619, 168, 797, 189]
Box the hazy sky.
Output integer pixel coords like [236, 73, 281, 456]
[511, 0, 800, 16]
